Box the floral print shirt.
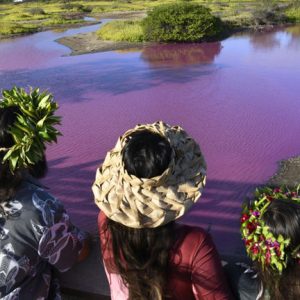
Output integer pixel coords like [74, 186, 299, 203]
[0, 178, 86, 300]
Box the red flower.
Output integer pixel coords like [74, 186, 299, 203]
[275, 247, 281, 257]
[251, 244, 260, 255]
[245, 239, 253, 246]
[240, 214, 250, 223]
[247, 222, 257, 233]
[273, 188, 281, 193]
[266, 250, 271, 264]
[267, 195, 273, 201]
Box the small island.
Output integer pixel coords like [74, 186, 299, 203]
[57, 0, 300, 55]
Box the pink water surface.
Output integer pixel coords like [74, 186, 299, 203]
[1, 25, 300, 254]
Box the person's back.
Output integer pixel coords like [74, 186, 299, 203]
[99, 212, 232, 300]
[1, 179, 86, 298]
[93, 122, 233, 300]
[0, 89, 89, 299]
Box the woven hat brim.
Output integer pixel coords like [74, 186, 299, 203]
[92, 121, 206, 228]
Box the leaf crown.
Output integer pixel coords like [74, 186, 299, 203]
[0, 87, 61, 172]
[241, 185, 300, 274]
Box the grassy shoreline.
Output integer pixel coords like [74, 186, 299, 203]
[1, 1, 299, 38]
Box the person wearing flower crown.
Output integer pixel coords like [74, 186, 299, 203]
[92, 121, 233, 300]
[0, 87, 89, 299]
[240, 185, 300, 299]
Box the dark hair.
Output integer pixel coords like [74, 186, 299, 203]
[0, 106, 47, 203]
[258, 199, 300, 299]
[122, 130, 172, 178]
[106, 130, 174, 300]
[0, 106, 24, 202]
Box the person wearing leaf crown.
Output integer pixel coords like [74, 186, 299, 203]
[0, 87, 89, 299]
[240, 186, 300, 300]
[92, 121, 233, 300]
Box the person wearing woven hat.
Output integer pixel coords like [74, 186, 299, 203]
[239, 186, 300, 300]
[0, 87, 89, 299]
[93, 121, 233, 300]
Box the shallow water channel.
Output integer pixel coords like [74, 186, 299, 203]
[0, 23, 299, 254]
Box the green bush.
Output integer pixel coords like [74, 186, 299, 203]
[142, 3, 224, 42]
[0, 22, 38, 35]
[97, 20, 144, 42]
[60, 3, 92, 13]
[285, 5, 300, 23]
[42, 15, 82, 26]
[251, 4, 288, 26]
[27, 8, 45, 15]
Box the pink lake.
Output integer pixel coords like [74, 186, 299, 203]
[0, 24, 300, 254]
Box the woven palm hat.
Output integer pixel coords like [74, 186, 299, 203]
[92, 121, 206, 228]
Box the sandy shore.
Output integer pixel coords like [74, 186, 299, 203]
[56, 31, 145, 55]
[56, 10, 147, 55]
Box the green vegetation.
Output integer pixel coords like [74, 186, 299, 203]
[0, 0, 299, 37]
[0, 22, 38, 35]
[248, 0, 289, 26]
[286, 5, 300, 22]
[142, 3, 223, 42]
[97, 20, 144, 42]
[0, 1, 93, 36]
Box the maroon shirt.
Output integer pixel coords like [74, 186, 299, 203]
[98, 212, 232, 300]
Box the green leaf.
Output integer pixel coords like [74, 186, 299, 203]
[0, 86, 61, 171]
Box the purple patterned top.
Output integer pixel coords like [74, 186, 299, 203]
[0, 177, 87, 299]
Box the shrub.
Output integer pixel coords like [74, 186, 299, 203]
[251, 0, 290, 26]
[42, 15, 82, 26]
[60, 3, 92, 13]
[142, 3, 224, 42]
[97, 20, 144, 42]
[251, 4, 288, 26]
[27, 8, 46, 15]
[80, 6, 93, 13]
[0, 22, 38, 35]
[285, 5, 300, 23]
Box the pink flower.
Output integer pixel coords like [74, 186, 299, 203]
[252, 211, 260, 217]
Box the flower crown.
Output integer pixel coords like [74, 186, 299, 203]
[0, 87, 61, 172]
[241, 185, 300, 274]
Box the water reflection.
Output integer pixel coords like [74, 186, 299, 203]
[250, 25, 300, 50]
[250, 32, 281, 50]
[141, 42, 222, 68]
[286, 25, 300, 49]
[286, 25, 300, 37]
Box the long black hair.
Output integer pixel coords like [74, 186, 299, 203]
[258, 199, 300, 299]
[105, 130, 174, 300]
[0, 106, 47, 203]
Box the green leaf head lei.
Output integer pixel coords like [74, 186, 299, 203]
[241, 185, 300, 274]
[0, 87, 61, 172]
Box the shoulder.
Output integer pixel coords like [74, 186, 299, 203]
[13, 181, 65, 227]
[175, 224, 210, 248]
[173, 224, 222, 267]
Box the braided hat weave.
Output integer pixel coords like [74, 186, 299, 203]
[92, 121, 206, 228]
